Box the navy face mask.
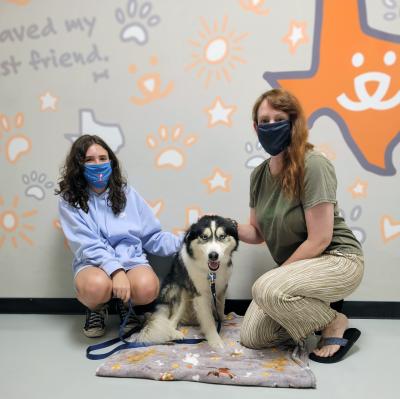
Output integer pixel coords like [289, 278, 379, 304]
[83, 162, 112, 189]
[256, 119, 292, 156]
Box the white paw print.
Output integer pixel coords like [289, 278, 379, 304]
[383, 0, 400, 21]
[339, 205, 366, 244]
[22, 171, 54, 201]
[115, 0, 160, 45]
[244, 141, 268, 169]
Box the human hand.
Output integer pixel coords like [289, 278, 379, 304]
[111, 269, 131, 303]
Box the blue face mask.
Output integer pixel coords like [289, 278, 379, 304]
[256, 119, 292, 156]
[83, 162, 112, 189]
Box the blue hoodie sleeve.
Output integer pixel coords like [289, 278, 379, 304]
[58, 199, 122, 277]
[131, 190, 184, 256]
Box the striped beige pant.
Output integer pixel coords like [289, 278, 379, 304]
[240, 250, 364, 348]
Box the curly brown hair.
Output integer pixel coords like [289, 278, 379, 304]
[55, 135, 127, 215]
[252, 88, 314, 199]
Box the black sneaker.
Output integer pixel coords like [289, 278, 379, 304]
[115, 299, 143, 333]
[83, 304, 108, 338]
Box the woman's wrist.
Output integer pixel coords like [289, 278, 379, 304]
[111, 268, 124, 278]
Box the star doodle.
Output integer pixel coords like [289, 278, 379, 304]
[204, 97, 237, 127]
[282, 21, 309, 54]
[39, 91, 58, 111]
[202, 168, 231, 193]
[348, 178, 368, 198]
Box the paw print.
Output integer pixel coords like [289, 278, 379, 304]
[115, 0, 160, 45]
[382, 0, 400, 21]
[146, 125, 197, 169]
[244, 141, 267, 169]
[22, 171, 54, 200]
[339, 205, 366, 244]
[0, 113, 31, 164]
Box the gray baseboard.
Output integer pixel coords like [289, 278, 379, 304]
[0, 298, 399, 319]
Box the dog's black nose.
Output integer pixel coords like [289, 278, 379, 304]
[208, 252, 219, 261]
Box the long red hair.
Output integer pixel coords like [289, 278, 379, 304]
[252, 88, 314, 199]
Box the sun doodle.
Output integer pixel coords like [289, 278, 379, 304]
[186, 15, 248, 88]
[0, 196, 37, 248]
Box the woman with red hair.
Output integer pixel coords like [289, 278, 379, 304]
[238, 88, 364, 363]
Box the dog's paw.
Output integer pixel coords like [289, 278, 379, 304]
[171, 330, 185, 341]
[136, 329, 152, 343]
[207, 337, 225, 351]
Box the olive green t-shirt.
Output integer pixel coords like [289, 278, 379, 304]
[249, 150, 363, 265]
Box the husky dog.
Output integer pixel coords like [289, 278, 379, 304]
[137, 215, 239, 349]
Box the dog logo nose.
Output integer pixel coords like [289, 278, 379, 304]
[208, 251, 219, 261]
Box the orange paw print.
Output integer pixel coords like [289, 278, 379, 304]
[146, 125, 197, 169]
[0, 113, 31, 164]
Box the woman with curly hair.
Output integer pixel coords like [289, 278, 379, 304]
[238, 89, 364, 363]
[56, 135, 182, 337]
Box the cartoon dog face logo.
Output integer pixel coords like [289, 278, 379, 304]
[264, 0, 400, 175]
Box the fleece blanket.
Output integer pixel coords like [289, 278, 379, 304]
[95, 313, 316, 388]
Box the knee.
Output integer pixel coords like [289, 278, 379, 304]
[239, 328, 256, 349]
[251, 276, 283, 310]
[131, 274, 160, 305]
[76, 274, 112, 304]
[239, 317, 267, 350]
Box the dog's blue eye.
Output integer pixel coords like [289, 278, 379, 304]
[218, 235, 226, 240]
[200, 234, 208, 240]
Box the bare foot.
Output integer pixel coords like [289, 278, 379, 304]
[313, 312, 348, 358]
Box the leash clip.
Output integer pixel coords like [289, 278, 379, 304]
[208, 271, 216, 285]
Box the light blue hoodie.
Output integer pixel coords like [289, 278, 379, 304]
[58, 185, 183, 277]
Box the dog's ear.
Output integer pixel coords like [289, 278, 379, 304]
[225, 218, 239, 246]
[184, 220, 199, 244]
[183, 228, 196, 258]
[226, 218, 238, 231]
[183, 230, 191, 244]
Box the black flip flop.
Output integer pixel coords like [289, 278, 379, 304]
[309, 328, 361, 364]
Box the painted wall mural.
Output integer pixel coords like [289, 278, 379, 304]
[0, 0, 399, 299]
[264, 0, 400, 176]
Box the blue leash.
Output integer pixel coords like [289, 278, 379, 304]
[86, 272, 221, 360]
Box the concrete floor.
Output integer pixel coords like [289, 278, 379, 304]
[0, 314, 398, 399]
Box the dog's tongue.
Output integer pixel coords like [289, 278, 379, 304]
[208, 261, 220, 271]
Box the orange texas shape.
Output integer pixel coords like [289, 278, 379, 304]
[264, 0, 400, 176]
